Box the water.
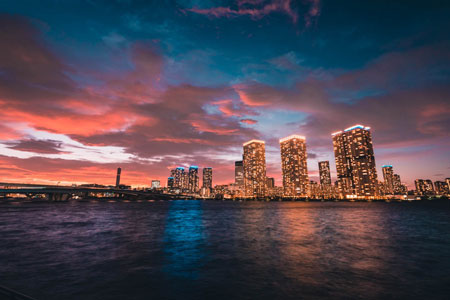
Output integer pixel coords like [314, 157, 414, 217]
[1, 200, 450, 299]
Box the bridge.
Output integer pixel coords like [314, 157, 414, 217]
[0, 183, 193, 202]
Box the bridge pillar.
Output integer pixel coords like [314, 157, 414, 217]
[46, 193, 54, 201]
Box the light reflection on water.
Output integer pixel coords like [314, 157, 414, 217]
[0, 201, 449, 299]
[163, 200, 205, 279]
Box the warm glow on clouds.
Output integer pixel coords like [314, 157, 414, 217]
[0, 2, 449, 188]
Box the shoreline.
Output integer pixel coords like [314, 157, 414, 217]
[1, 196, 448, 204]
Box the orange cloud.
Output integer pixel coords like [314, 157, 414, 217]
[240, 118, 258, 124]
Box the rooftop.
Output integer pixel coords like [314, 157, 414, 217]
[279, 135, 306, 143]
[344, 124, 371, 132]
[243, 139, 265, 146]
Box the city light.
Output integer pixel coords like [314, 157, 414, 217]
[243, 139, 265, 146]
[279, 135, 306, 143]
[159, 125, 448, 200]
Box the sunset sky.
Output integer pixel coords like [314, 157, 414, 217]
[0, 0, 449, 188]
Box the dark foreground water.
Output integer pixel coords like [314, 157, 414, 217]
[1, 201, 450, 300]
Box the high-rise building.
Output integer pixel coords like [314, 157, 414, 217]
[382, 165, 394, 194]
[332, 130, 352, 197]
[151, 180, 160, 189]
[280, 135, 309, 197]
[182, 172, 189, 190]
[318, 161, 332, 199]
[202, 167, 213, 190]
[115, 167, 121, 187]
[167, 177, 174, 189]
[318, 161, 331, 186]
[434, 181, 449, 195]
[393, 174, 404, 194]
[188, 166, 199, 193]
[235, 160, 244, 186]
[266, 177, 275, 189]
[243, 140, 266, 198]
[173, 167, 185, 188]
[332, 125, 378, 198]
[308, 180, 320, 198]
[415, 179, 434, 196]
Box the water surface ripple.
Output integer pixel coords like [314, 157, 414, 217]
[1, 201, 449, 299]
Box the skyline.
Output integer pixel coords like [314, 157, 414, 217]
[0, 1, 449, 188]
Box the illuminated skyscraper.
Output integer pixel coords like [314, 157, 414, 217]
[167, 177, 174, 189]
[202, 167, 213, 190]
[173, 167, 185, 188]
[182, 172, 189, 190]
[434, 181, 449, 195]
[115, 167, 121, 187]
[332, 125, 378, 198]
[308, 180, 320, 198]
[393, 174, 404, 194]
[415, 179, 434, 196]
[235, 160, 244, 186]
[151, 180, 160, 189]
[188, 166, 199, 193]
[243, 140, 266, 197]
[318, 161, 331, 186]
[280, 135, 308, 197]
[332, 130, 352, 197]
[382, 165, 394, 194]
[266, 177, 275, 188]
[318, 161, 332, 198]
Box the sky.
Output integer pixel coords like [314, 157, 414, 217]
[0, 0, 449, 188]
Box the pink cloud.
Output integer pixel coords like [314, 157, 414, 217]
[187, 0, 299, 24]
[0, 13, 448, 188]
[240, 118, 258, 124]
[187, 0, 322, 27]
[304, 0, 321, 27]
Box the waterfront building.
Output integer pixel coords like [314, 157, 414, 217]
[182, 172, 189, 190]
[393, 174, 405, 194]
[265, 177, 276, 197]
[318, 161, 332, 186]
[188, 166, 199, 193]
[228, 183, 246, 198]
[308, 180, 320, 199]
[269, 186, 284, 197]
[382, 165, 394, 194]
[116, 167, 121, 187]
[235, 160, 244, 186]
[167, 177, 174, 189]
[279, 135, 309, 197]
[200, 186, 211, 198]
[243, 140, 267, 198]
[213, 184, 231, 198]
[318, 161, 332, 199]
[151, 180, 160, 189]
[434, 181, 449, 195]
[378, 181, 387, 196]
[172, 167, 185, 189]
[332, 125, 378, 199]
[415, 179, 434, 196]
[202, 167, 213, 190]
[266, 177, 275, 189]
